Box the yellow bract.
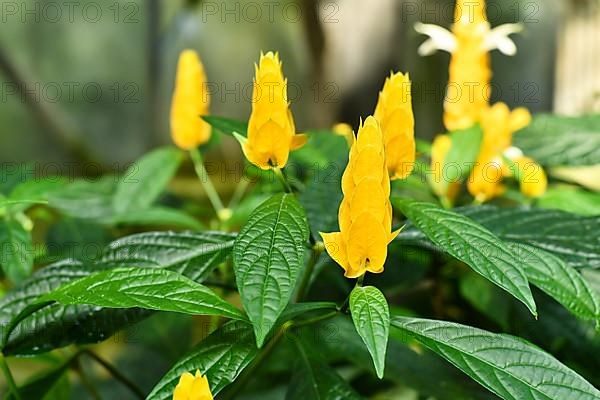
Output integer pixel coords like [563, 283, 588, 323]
[468, 102, 546, 201]
[332, 122, 355, 147]
[416, 0, 522, 131]
[320, 117, 400, 278]
[173, 370, 213, 400]
[241, 51, 307, 170]
[374, 72, 416, 180]
[170, 50, 212, 150]
[430, 134, 461, 201]
[444, 20, 491, 131]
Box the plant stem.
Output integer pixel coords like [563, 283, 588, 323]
[0, 353, 20, 400]
[228, 176, 250, 209]
[295, 243, 324, 302]
[82, 349, 145, 400]
[272, 167, 293, 193]
[73, 358, 101, 400]
[189, 147, 228, 220]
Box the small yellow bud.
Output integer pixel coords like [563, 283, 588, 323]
[170, 50, 212, 150]
[173, 370, 213, 400]
[430, 134, 461, 201]
[512, 156, 548, 198]
[332, 122, 355, 146]
[374, 72, 416, 180]
[241, 51, 307, 170]
[320, 117, 400, 278]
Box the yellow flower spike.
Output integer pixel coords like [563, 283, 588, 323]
[170, 50, 212, 150]
[241, 51, 307, 170]
[467, 102, 540, 201]
[320, 117, 400, 279]
[173, 370, 213, 400]
[415, 0, 523, 131]
[373, 72, 416, 180]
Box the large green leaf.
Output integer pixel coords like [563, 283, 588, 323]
[48, 178, 116, 220]
[509, 243, 600, 324]
[301, 316, 498, 400]
[513, 114, 600, 167]
[101, 231, 235, 281]
[349, 286, 389, 379]
[147, 321, 258, 399]
[233, 194, 309, 346]
[1, 232, 235, 355]
[398, 206, 600, 270]
[392, 317, 600, 400]
[394, 199, 536, 315]
[36, 267, 245, 321]
[0, 219, 33, 283]
[113, 147, 182, 213]
[537, 187, 600, 216]
[286, 335, 364, 400]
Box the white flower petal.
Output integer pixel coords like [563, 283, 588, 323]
[484, 23, 523, 55]
[414, 22, 457, 54]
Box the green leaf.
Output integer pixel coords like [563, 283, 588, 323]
[286, 335, 364, 400]
[113, 147, 183, 213]
[300, 316, 497, 400]
[398, 206, 600, 270]
[233, 193, 309, 347]
[101, 231, 235, 281]
[37, 267, 245, 321]
[48, 178, 116, 220]
[107, 206, 203, 230]
[394, 199, 536, 316]
[349, 286, 389, 379]
[298, 132, 347, 238]
[147, 321, 258, 399]
[459, 271, 511, 330]
[1, 232, 235, 355]
[202, 115, 248, 137]
[437, 125, 483, 182]
[7, 177, 66, 213]
[509, 243, 600, 324]
[392, 316, 600, 400]
[0, 219, 33, 283]
[537, 187, 600, 216]
[513, 114, 600, 167]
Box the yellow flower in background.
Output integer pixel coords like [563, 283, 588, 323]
[320, 117, 400, 278]
[374, 72, 416, 180]
[332, 122, 355, 146]
[468, 102, 545, 201]
[171, 50, 212, 150]
[430, 134, 461, 201]
[240, 51, 307, 170]
[173, 370, 213, 400]
[415, 0, 523, 131]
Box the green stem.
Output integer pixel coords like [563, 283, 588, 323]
[227, 176, 250, 209]
[82, 350, 145, 400]
[273, 167, 293, 193]
[291, 310, 338, 328]
[189, 148, 228, 220]
[0, 353, 20, 400]
[295, 243, 324, 302]
[73, 358, 101, 400]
